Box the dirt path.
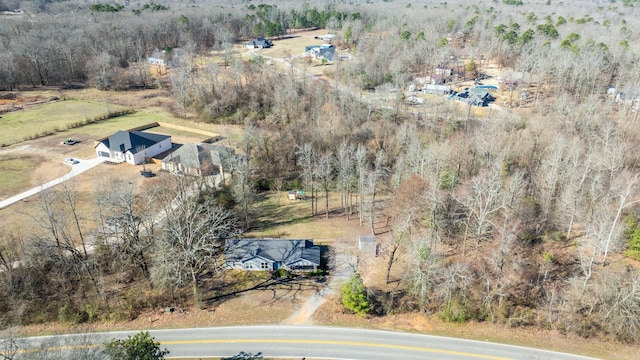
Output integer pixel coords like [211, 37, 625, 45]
[283, 253, 356, 325]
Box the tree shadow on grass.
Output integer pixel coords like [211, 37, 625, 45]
[203, 276, 325, 308]
[203, 276, 314, 305]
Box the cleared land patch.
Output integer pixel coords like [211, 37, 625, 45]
[0, 153, 46, 199]
[0, 94, 243, 199]
[0, 99, 126, 146]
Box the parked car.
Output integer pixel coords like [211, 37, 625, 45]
[140, 170, 155, 178]
[62, 138, 79, 145]
[64, 158, 79, 165]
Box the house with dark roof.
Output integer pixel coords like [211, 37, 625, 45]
[224, 239, 320, 271]
[245, 37, 273, 49]
[454, 87, 495, 107]
[306, 44, 335, 61]
[317, 46, 335, 61]
[161, 143, 234, 180]
[95, 130, 171, 165]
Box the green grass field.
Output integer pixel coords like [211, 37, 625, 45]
[0, 100, 125, 146]
[51, 105, 234, 142]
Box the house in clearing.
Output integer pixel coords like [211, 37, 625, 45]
[224, 239, 321, 271]
[317, 46, 335, 61]
[306, 44, 335, 61]
[245, 37, 273, 49]
[147, 49, 166, 67]
[423, 84, 452, 95]
[454, 87, 495, 107]
[95, 130, 171, 165]
[147, 48, 187, 69]
[161, 142, 234, 179]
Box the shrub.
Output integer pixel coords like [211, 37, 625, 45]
[58, 304, 89, 325]
[306, 269, 325, 277]
[437, 298, 479, 323]
[623, 213, 640, 261]
[341, 273, 370, 316]
[105, 331, 169, 360]
[272, 268, 287, 278]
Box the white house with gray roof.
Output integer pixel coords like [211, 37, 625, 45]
[95, 130, 171, 165]
[224, 239, 320, 271]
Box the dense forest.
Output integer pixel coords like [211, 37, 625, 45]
[2, 0, 640, 349]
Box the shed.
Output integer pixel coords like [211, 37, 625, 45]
[358, 235, 377, 256]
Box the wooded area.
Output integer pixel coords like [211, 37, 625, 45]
[2, 0, 640, 350]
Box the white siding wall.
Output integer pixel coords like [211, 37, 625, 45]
[287, 259, 318, 271]
[129, 151, 144, 165]
[95, 143, 110, 158]
[129, 137, 171, 165]
[242, 258, 273, 271]
[96, 137, 171, 165]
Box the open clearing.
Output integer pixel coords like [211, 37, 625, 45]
[0, 99, 125, 146]
[250, 29, 342, 77]
[0, 91, 242, 201]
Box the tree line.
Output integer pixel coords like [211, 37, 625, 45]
[0, 1, 363, 90]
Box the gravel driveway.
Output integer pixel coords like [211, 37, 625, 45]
[283, 252, 357, 325]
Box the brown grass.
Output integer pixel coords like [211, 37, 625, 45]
[245, 192, 370, 245]
[0, 89, 243, 205]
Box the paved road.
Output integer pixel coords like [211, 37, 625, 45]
[16, 325, 598, 360]
[0, 157, 106, 210]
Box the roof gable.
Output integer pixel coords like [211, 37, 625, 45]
[104, 131, 170, 153]
[242, 254, 274, 263]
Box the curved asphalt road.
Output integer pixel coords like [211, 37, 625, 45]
[17, 325, 597, 360]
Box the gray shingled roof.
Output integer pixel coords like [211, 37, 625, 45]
[102, 131, 170, 153]
[163, 143, 232, 170]
[224, 239, 320, 266]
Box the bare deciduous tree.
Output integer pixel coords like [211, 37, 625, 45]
[335, 141, 355, 219]
[95, 180, 158, 285]
[154, 176, 241, 304]
[456, 165, 505, 251]
[315, 151, 334, 219]
[367, 150, 387, 235]
[296, 143, 317, 217]
[231, 155, 257, 230]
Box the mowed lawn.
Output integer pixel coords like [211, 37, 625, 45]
[0, 100, 125, 146]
